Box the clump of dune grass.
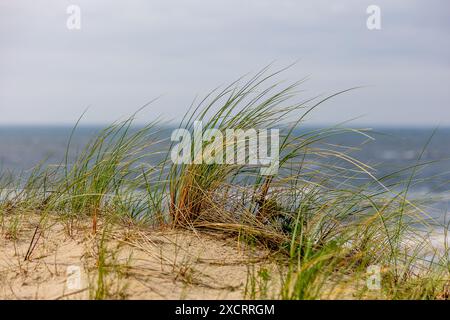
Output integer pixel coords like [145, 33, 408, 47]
[1, 66, 449, 299]
[165, 66, 450, 299]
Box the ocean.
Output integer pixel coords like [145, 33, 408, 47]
[1, 125, 449, 224]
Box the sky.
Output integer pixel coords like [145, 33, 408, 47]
[1, 0, 449, 126]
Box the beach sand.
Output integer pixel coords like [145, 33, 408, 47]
[0, 212, 273, 299]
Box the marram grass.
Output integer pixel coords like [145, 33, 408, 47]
[1, 67, 449, 299]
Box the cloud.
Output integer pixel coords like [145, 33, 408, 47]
[0, 0, 449, 125]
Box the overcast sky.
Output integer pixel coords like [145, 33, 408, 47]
[1, 0, 449, 126]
